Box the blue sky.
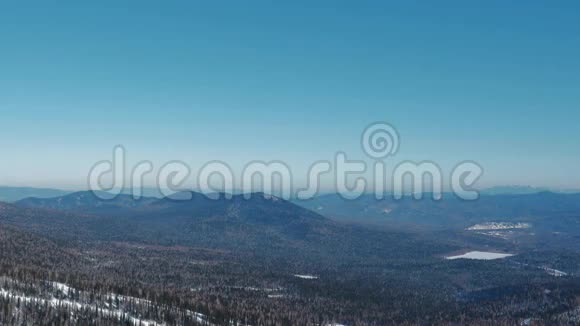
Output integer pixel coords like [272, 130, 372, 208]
[0, 1, 579, 190]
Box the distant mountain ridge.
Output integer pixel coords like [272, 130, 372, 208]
[16, 190, 325, 222]
[13, 190, 336, 248]
[480, 185, 550, 195]
[10, 190, 452, 262]
[296, 191, 580, 231]
[14, 189, 580, 251]
[16, 191, 158, 215]
[0, 186, 70, 202]
[17, 190, 580, 230]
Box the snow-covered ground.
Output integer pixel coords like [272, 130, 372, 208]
[293, 274, 318, 280]
[0, 280, 221, 326]
[466, 222, 531, 231]
[474, 231, 513, 240]
[52, 281, 74, 294]
[542, 267, 568, 277]
[510, 261, 569, 278]
[445, 251, 514, 260]
[268, 294, 286, 298]
[0, 288, 160, 325]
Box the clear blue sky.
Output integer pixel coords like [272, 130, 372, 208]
[0, 1, 579, 190]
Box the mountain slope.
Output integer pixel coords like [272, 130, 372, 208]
[0, 186, 70, 202]
[11, 192, 455, 265]
[17, 191, 158, 215]
[297, 192, 580, 231]
[0, 224, 78, 270]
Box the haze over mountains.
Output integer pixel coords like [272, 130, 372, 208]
[0, 186, 70, 202]
[0, 186, 174, 203]
[2, 184, 578, 202]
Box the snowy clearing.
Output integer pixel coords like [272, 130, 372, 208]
[467, 222, 531, 231]
[445, 251, 514, 260]
[293, 274, 318, 280]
